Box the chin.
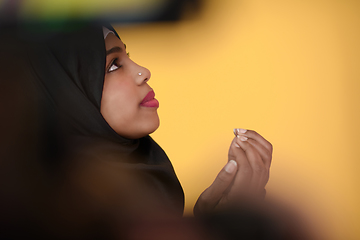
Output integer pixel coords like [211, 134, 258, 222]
[142, 116, 160, 137]
[123, 116, 160, 139]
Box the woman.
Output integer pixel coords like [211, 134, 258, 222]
[100, 26, 273, 214]
[10, 22, 272, 238]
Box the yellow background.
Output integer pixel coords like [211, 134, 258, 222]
[115, 1, 360, 239]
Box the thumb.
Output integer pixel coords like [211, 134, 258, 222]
[194, 160, 237, 216]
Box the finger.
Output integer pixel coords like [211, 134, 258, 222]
[228, 137, 243, 162]
[248, 138, 272, 168]
[242, 137, 272, 169]
[234, 129, 273, 154]
[235, 137, 269, 193]
[228, 138, 237, 162]
[227, 141, 253, 199]
[234, 129, 273, 169]
[193, 160, 237, 216]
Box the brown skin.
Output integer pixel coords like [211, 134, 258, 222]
[101, 34, 272, 214]
[101, 33, 159, 139]
[194, 129, 272, 215]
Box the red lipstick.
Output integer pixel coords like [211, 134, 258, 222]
[140, 90, 159, 108]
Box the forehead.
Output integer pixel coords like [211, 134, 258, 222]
[105, 33, 124, 49]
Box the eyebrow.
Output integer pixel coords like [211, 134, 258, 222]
[106, 44, 127, 56]
[106, 47, 122, 56]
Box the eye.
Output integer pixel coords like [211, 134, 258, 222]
[108, 58, 121, 73]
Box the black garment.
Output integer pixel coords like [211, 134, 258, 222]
[22, 22, 184, 230]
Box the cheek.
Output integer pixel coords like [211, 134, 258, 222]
[100, 75, 160, 139]
[101, 79, 139, 128]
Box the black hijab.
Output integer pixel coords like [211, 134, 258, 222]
[24, 22, 184, 219]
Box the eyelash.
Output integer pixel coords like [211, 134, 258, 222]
[107, 51, 130, 73]
[108, 58, 121, 73]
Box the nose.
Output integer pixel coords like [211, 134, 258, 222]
[135, 65, 151, 85]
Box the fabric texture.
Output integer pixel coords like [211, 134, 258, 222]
[25, 23, 184, 217]
[102, 26, 114, 39]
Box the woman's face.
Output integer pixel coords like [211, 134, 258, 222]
[101, 33, 159, 139]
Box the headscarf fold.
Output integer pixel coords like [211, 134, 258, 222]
[24, 22, 184, 217]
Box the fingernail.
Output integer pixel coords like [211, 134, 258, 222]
[225, 160, 237, 173]
[234, 142, 240, 148]
[239, 128, 247, 134]
[239, 136, 248, 141]
[233, 128, 237, 136]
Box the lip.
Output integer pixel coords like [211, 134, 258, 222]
[140, 90, 159, 108]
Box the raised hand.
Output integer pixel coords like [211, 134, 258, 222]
[194, 129, 272, 216]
